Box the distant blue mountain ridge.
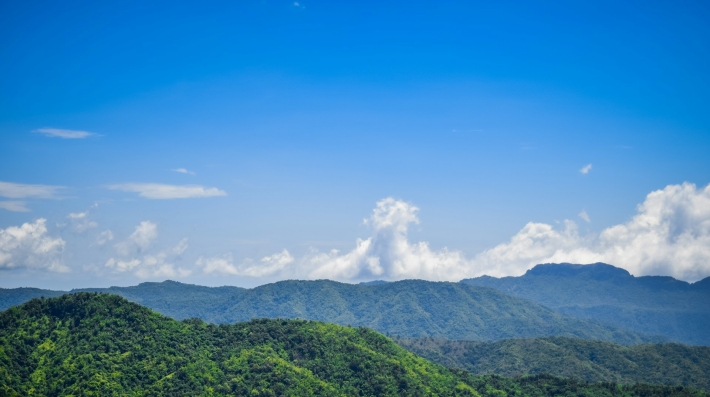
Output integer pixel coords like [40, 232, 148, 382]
[461, 263, 710, 345]
[1, 263, 708, 345]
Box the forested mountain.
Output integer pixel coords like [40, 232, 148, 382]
[0, 280, 656, 344]
[1, 294, 707, 397]
[461, 263, 710, 345]
[396, 336, 710, 391]
[0, 287, 64, 311]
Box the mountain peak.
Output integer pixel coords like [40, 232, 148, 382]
[359, 280, 389, 286]
[525, 263, 632, 280]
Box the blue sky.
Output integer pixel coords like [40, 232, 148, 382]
[1, 1, 709, 289]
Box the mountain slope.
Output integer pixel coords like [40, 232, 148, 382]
[396, 336, 710, 391]
[0, 294, 706, 397]
[461, 263, 710, 345]
[0, 293, 474, 396]
[214, 279, 655, 343]
[1, 279, 658, 344]
[0, 287, 64, 311]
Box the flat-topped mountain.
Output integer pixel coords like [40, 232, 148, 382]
[461, 263, 710, 345]
[0, 279, 655, 344]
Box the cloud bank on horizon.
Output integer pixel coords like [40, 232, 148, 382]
[196, 182, 710, 282]
[1, 182, 709, 283]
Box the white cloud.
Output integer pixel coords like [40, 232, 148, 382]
[107, 238, 191, 278]
[172, 168, 195, 175]
[33, 128, 99, 139]
[105, 258, 141, 272]
[580, 164, 593, 174]
[300, 183, 710, 282]
[115, 221, 158, 255]
[471, 220, 597, 278]
[197, 254, 237, 274]
[0, 181, 64, 199]
[197, 249, 294, 277]
[0, 219, 68, 272]
[305, 198, 471, 281]
[578, 210, 591, 223]
[66, 211, 98, 233]
[0, 201, 30, 212]
[107, 183, 226, 199]
[470, 182, 710, 281]
[96, 230, 114, 245]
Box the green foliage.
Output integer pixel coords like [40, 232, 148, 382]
[0, 293, 478, 396]
[461, 263, 710, 345]
[1, 279, 656, 344]
[1, 294, 706, 396]
[396, 336, 710, 391]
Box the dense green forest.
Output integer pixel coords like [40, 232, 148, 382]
[396, 336, 710, 391]
[0, 280, 657, 344]
[1, 294, 707, 397]
[461, 263, 710, 345]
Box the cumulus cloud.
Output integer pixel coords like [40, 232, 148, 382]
[305, 198, 471, 281]
[301, 183, 710, 282]
[0, 219, 68, 272]
[33, 128, 99, 139]
[580, 164, 593, 174]
[0, 201, 30, 212]
[114, 221, 158, 255]
[472, 182, 710, 281]
[197, 249, 294, 277]
[578, 210, 591, 223]
[172, 168, 195, 175]
[107, 183, 226, 199]
[0, 181, 64, 199]
[106, 238, 191, 278]
[102, 182, 708, 283]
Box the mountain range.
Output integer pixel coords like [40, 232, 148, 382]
[3, 263, 708, 345]
[461, 263, 710, 345]
[1, 293, 706, 396]
[396, 336, 710, 391]
[1, 278, 656, 344]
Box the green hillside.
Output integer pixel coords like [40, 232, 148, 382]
[0, 280, 658, 344]
[461, 263, 710, 345]
[396, 336, 710, 391]
[0, 294, 706, 397]
[211, 280, 655, 343]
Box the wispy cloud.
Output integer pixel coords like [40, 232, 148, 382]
[578, 210, 591, 223]
[107, 183, 226, 199]
[106, 237, 191, 278]
[172, 168, 196, 175]
[66, 210, 98, 233]
[580, 164, 593, 174]
[0, 181, 64, 199]
[115, 221, 158, 256]
[33, 128, 99, 139]
[0, 201, 30, 212]
[96, 230, 114, 245]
